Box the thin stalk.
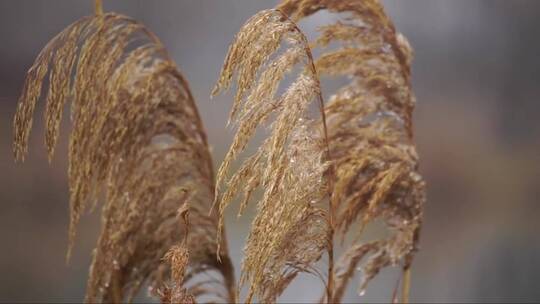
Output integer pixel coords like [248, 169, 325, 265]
[313, 59, 336, 304]
[95, 0, 103, 16]
[402, 267, 411, 304]
[275, 9, 337, 303]
[111, 272, 123, 303]
[310, 36, 337, 304]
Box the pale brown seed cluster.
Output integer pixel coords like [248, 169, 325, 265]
[13, 13, 234, 303]
[278, 0, 426, 301]
[157, 245, 196, 304]
[156, 207, 196, 304]
[212, 9, 331, 303]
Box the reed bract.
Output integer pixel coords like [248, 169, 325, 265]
[14, 0, 425, 303]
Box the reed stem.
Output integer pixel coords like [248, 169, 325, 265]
[95, 0, 103, 16]
[402, 267, 411, 304]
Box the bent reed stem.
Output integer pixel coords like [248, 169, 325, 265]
[275, 10, 336, 303]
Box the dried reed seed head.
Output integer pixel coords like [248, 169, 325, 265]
[14, 12, 234, 303]
[260, 209, 330, 303]
[277, 0, 426, 300]
[164, 245, 190, 283]
[158, 245, 196, 304]
[213, 9, 330, 303]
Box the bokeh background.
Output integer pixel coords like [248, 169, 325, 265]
[1, 0, 539, 302]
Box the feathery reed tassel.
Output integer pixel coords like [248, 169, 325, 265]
[213, 9, 331, 303]
[13, 8, 235, 303]
[278, 0, 426, 302]
[157, 205, 196, 304]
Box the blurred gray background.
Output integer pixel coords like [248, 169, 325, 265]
[1, 0, 539, 302]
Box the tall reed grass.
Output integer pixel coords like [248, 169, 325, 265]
[13, 0, 425, 303]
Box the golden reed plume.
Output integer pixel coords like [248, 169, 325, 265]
[212, 9, 332, 303]
[278, 0, 426, 302]
[13, 3, 234, 303]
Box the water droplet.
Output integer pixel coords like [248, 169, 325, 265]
[343, 91, 353, 99]
[113, 259, 120, 270]
[381, 43, 392, 54]
[410, 173, 422, 183]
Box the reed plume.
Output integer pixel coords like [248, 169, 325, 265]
[158, 245, 196, 304]
[156, 204, 196, 304]
[212, 9, 332, 303]
[278, 0, 426, 302]
[13, 6, 234, 303]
